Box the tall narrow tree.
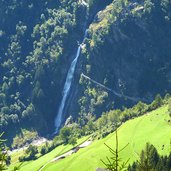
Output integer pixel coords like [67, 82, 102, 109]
[0, 133, 7, 171]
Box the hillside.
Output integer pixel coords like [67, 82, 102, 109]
[70, 0, 171, 121]
[0, 0, 171, 138]
[1, 0, 171, 141]
[0, 0, 114, 140]
[1, 0, 171, 170]
[7, 136, 89, 171]
[40, 106, 171, 171]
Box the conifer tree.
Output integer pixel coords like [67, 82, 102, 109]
[101, 127, 129, 171]
[0, 133, 7, 171]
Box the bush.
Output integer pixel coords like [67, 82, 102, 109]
[59, 127, 72, 144]
[6, 156, 11, 165]
[18, 156, 25, 162]
[19, 145, 38, 161]
[150, 94, 163, 110]
[40, 146, 47, 155]
[68, 137, 77, 146]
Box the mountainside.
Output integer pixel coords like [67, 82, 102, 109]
[0, 0, 112, 138]
[1, 0, 171, 141]
[70, 0, 171, 123]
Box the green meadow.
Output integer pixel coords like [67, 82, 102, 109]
[7, 106, 171, 171]
[42, 106, 171, 171]
[7, 136, 89, 171]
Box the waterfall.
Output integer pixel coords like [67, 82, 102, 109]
[54, 30, 88, 134]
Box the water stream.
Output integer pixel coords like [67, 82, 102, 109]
[54, 30, 88, 134]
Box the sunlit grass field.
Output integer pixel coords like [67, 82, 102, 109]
[43, 106, 171, 171]
[7, 136, 89, 171]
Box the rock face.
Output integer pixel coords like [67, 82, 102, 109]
[66, 0, 171, 120]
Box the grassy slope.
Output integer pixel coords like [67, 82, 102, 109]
[10, 144, 45, 165]
[43, 106, 171, 171]
[7, 136, 89, 171]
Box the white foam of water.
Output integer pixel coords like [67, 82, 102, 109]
[54, 30, 88, 134]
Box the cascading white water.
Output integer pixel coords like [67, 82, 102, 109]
[54, 30, 88, 134]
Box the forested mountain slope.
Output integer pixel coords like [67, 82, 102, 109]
[68, 0, 171, 128]
[0, 0, 111, 139]
[1, 0, 171, 141]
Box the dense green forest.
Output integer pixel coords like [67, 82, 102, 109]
[0, 0, 111, 139]
[1, 0, 171, 144]
[0, 0, 88, 135]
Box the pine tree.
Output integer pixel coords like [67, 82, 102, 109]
[0, 133, 7, 171]
[101, 127, 129, 171]
[133, 143, 159, 171]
